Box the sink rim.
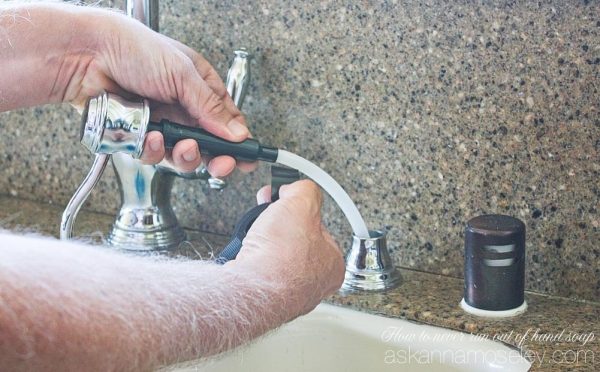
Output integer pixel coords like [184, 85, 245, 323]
[168, 303, 532, 372]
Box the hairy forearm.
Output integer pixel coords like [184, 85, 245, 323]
[0, 2, 104, 111]
[0, 233, 290, 371]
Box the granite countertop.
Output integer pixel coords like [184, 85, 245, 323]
[0, 195, 598, 371]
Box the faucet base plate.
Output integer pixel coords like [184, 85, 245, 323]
[107, 225, 187, 251]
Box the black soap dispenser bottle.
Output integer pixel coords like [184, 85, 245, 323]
[461, 214, 528, 317]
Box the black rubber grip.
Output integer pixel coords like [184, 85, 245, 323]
[147, 120, 278, 162]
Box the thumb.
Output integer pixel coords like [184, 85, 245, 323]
[278, 180, 324, 210]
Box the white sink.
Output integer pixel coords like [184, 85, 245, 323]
[167, 304, 531, 372]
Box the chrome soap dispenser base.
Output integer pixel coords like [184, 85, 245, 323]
[341, 230, 402, 292]
[107, 153, 186, 251]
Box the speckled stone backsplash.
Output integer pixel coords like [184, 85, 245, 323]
[0, 1, 598, 301]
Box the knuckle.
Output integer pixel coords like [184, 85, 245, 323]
[174, 57, 196, 84]
[140, 150, 161, 165]
[177, 161, 200, 173]
[201, 91, 226, 117]
[295, 180, 322, 203]
[302, 179, 320, 194]
[179, 57, 196, 75]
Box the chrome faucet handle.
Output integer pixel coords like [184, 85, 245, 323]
[169, 166, 226, 188]
[158, 165, 224, 190]
[226, 49, 251, 109]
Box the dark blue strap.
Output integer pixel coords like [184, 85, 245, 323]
[216, 203, 270, 264]
[216, 165, 300, 265]
[215, 237, 243, 265]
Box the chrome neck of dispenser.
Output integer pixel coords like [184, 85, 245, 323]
[108, 153, 185, 250]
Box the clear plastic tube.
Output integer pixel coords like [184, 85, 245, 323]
[276, 150, 370, 239]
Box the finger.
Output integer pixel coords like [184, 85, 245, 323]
[235, 132, 259, 172]
[236, 160, 259, 173]
[278, 180, 321, 201]
[184, 53, 250, 131]
[207, 156, 236, 178]
[181, 70, 248, 141]
[169, 41, 251, 134]
[139, 131, 165, 164]
[256, 185, 272, 204]
[194, 62, 245, 124]
[171, 139, 202, 172]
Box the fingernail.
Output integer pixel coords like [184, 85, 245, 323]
[149, 137, 162, 152]
[182, 149, 198, 162]
[227, 120, 249, 138]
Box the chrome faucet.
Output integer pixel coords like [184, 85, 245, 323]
[60, 0, 251, 251]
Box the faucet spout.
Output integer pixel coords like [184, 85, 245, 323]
[60, 154, 110, 240]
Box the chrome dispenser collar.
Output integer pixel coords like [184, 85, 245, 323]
[80, 92, 150, 158]
[342, 230, 402, 292]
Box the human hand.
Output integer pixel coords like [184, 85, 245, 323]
[227, 180, 345, 320]
[62, 9, 251, 176]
